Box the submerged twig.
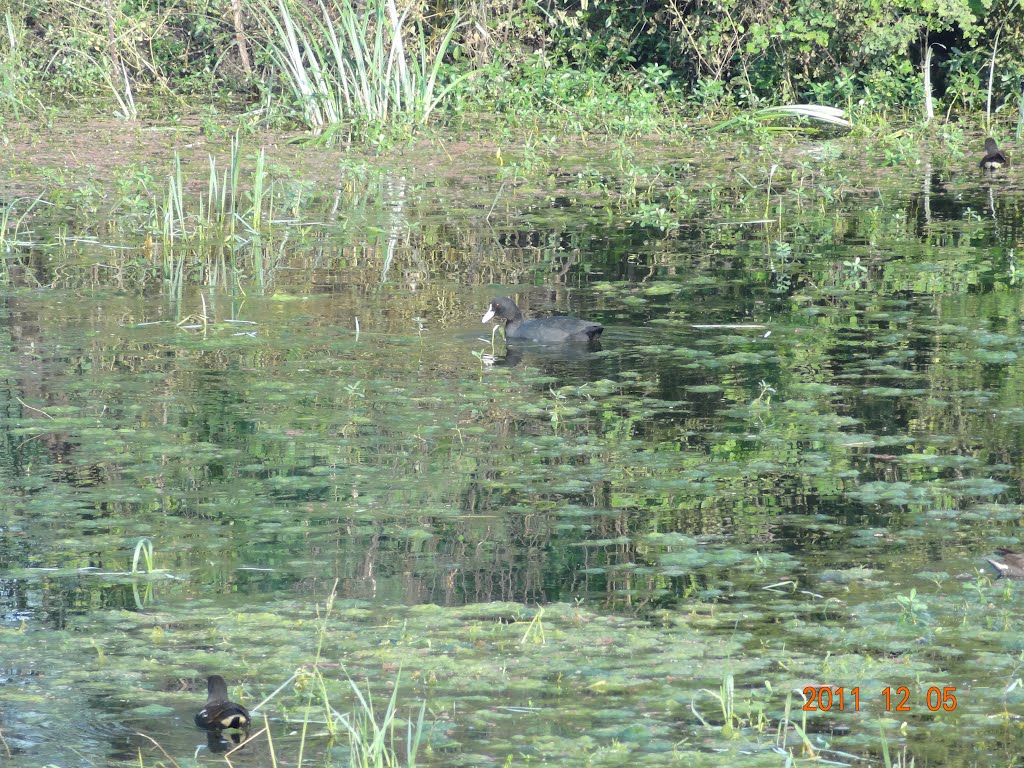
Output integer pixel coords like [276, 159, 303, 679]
[486, 181, 506, 223]
[16, 397, 55, 419]
[135, 733, 182, 768]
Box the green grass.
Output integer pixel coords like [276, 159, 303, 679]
[258, 0, 464, 137]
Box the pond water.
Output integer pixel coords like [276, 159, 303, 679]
[2, 128, 1024, 767]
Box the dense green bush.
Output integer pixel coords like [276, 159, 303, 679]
[0, 0, 1021, 125]
[538, 0, 1024, 115]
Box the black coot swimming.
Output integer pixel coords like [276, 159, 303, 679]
[482, 296, 603, 343]
[195, 675, 251, 731]
[986, 548, 1024, 578]
[980, 138, 1008, 170]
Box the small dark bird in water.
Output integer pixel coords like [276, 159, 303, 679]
[482, 296, 603, 344]
[979, 138, 1008, 170]
[986, 548, 1024, 578]
[194, 675, 251, 730]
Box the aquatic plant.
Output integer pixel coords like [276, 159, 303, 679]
[154, 131, 279, 291]
[131, 538, 154, 574]
[160, 132, 263, 246]
[692, 673, 745, 737]
[520, 606, 545, 645]
[286, 584, 429, 767]
[895, 588, 928, 624]
[256, 0, 464, 136]
[752, 380, 776, 409]
[0, 194, 44, 261]
[340, 674, 426, 768]
[879, 725, 915, 768]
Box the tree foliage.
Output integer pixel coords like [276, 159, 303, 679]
[1, 0, 1021, 120]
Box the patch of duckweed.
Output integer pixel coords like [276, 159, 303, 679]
[861, 386, 929, 397]
[29, 589, 983, 765]
[847, 481, 938, 504]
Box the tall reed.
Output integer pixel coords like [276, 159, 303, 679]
[258, 0, 464, 133]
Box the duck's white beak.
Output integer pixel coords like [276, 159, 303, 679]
[481, 307, 496, 323]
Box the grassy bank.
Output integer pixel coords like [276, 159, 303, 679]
[0, 0, 1021, 141]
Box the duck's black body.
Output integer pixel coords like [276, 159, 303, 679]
[986, 548, 1024, 578]
[195, 675, 250, 730]
[980, 138, 1008, 170]
[482, 296, 603, 344]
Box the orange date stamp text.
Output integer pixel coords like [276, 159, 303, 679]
[801, 686, 958, 713]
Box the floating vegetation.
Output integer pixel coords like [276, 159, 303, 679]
[4, 126, 1024, 767]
